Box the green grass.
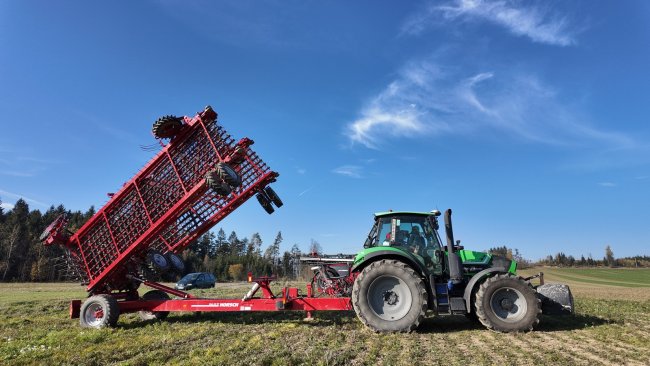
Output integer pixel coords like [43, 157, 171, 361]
[1, 269, 649, 365]
[535, 267, 650, 287]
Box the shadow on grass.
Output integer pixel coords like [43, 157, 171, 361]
[120, 310, 360, 330]
[535, 314, 612, 331]
[122, 311, 611, 333]
[418, 313, 612, 333]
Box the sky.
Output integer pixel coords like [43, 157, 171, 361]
[1, 0, 649, 260]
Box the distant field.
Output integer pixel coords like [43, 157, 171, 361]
[1, 268, 649, 365]
[519, 267, 650, 302]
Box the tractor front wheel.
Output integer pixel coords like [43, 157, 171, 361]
[475, 274, 541, 332]
[80, 294, 119, 328]
[352, 259, 427, 333]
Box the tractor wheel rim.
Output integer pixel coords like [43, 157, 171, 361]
[490, 287, 527, 322]
[367, 275, 412, 321]
[84, 303, 105, 327]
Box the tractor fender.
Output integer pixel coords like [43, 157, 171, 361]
[463, 267, 508, 312]
[351, 250, 429, 278]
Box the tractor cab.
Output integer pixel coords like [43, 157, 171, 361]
[362, 211, 446, 275]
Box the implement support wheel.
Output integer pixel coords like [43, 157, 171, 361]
[216, 162, 241, 188]
[264, 186, 283, 207]
[256, 193, 274, 214]
[139, 290, 171, 321]
[80, 294, 119, 328]
[146, 250, 170, 274]
[152, 115, 183, 139]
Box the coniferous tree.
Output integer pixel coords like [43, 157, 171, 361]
[1, 199, 30, 280]
[0, 197, 5, 223]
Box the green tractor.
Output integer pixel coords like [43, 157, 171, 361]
[350, 209, 573, 332]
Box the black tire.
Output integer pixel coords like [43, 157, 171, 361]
[80, 294, 119, 328]
[475, 274, 541, 332]
[138, 290, 170, 321]
[352, 259, 427, 333]
[165, 252, 185, 274]
[264, 186, 283, 207]
[152, 115, 183, 139]
[311, 267, 340, 296]
[216, 162, 241, 188]
[205, 171, 233, 196]
[145, 250, 170, 274]
[256, 193, 274, 214]
[536, 283, 574, 315]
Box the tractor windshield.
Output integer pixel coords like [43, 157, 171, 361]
[375, 215, 442, 252]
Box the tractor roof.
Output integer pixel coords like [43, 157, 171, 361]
[374, 211, 437, 218]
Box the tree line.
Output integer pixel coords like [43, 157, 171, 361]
[3, 196, 646, 284]
[489, 245, 650, 268]
[0, 197, 318, 283]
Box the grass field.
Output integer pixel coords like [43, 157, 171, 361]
[1, 268, 649, 365]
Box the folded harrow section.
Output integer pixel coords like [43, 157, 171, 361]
[43, 106, 280, 294]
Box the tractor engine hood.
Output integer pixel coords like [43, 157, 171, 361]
[458, 250, 517, 274]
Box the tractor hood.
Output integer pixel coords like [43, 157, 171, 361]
[458, 249, 517, 275]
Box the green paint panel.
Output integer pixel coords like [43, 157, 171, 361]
[353, 246, 410, 265]
[459, 250, 491, 264]
[509, 260, 518, 274]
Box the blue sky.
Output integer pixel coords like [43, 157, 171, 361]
[1, 1, 649, 260]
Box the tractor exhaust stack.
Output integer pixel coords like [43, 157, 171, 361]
[444, 209, 463, 285]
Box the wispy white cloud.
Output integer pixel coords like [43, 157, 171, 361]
[0, 155, 62, 178]
[298, 187, 312, 197]
[0, 170, 36, 177]
[344, 57, 636, 151]
[332, 165, 363, 179]
[0, 202, 14, 210]
[598, 182, 616, 187]
[346, 61, 453, 149]
[402, 0, 579, 47]
[0, 188, 48, 207]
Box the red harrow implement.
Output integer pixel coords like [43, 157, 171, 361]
[42, 106, 352, 328]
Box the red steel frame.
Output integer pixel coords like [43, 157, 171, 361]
[49, 106, 279, 294]
[69, 277, 353, 320]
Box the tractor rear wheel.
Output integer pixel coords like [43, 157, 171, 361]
[138, 290, 170, 321]
[352, 259, 427, 333]
[80, 294, 119, 328]
[475, 274, 541, 332]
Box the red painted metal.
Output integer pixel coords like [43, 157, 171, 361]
[68, 277, 353, 323]
[43, 106, 279, 294]
[117, 296, 352, 314]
